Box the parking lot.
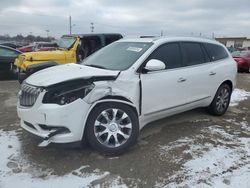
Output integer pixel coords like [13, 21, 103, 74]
[0, 73, 250, 188]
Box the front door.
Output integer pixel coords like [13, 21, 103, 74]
[140, 42, 188, 116]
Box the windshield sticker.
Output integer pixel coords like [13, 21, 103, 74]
[127, 47, 142, 52]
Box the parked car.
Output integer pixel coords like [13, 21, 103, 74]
[0, 45, 22, 78]
[232, 51, 250, 72]
[18, 44, 35, 53]
[33, 42, 58, 52]
[17, 42, 58, 53]
[0, 42, 22, 49]
[17, 37, 237, 154]
[14, 33, 123, 83]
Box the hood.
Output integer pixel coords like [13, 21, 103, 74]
[23, 50, 66, 61]
[25, 63, 120, 87]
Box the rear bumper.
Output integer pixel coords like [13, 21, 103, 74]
[17, 94, 91, 144]
[237, 62, 250, 71]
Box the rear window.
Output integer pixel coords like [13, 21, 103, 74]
[204, 43, 229, 61]
[182, 42, 206, 66]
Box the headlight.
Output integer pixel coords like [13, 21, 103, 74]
[43, 81, 94, 105]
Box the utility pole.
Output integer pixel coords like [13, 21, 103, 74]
[90, 22, 94, 33]
[212, 32, 215, 39]
[69, 15, 72, 34]
[160, 30, 163, 36]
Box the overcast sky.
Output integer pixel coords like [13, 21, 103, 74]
[0, 0, 250, 38]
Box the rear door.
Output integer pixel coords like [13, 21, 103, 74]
[203, 43, 231, 93]
[179, 42, 213, 104]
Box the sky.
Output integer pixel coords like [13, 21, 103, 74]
[0, 0, 250, 38]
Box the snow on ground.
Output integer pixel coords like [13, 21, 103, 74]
[0, 130, 126, 188]
[157, 124, 250, 188]
[230, 88, 250, 106]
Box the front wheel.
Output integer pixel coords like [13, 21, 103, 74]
[85, 102, 139, 155]
[207, 83, 232, 116]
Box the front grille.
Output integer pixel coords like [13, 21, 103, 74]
[19, 84, 41, 107]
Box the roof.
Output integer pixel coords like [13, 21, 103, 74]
[62, 33, 123, 38]
[119, 36, 220, 45]
[215, 37, 250, 40]
[0, 44, 22, 53]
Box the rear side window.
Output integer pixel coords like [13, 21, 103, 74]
[148, 43, 182, 69]
[204, 43, 229, 61]
[181, 42, 206, 66]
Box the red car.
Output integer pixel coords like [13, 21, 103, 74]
[18, 42, 58, 53]
[18, 44, 34, 53]
[232, 51, 250, 72]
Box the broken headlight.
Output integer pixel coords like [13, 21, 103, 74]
[43, 81, 94, 105]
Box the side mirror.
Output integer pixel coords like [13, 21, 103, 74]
[144, 59, 166, 72]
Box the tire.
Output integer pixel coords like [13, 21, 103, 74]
[207, 83, 232, 116]
[85, 102, 139, 155]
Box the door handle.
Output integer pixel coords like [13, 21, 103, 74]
[178, 77, 187, 83]
[209, 71, 216, 76]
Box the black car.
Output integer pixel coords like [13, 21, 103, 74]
[0, 42, 22, 49]
[0, 45, 21, 79]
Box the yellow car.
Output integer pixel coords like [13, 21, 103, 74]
[15, 33, 122, 82]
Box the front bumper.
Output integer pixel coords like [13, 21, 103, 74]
[17, 92, 91, 143]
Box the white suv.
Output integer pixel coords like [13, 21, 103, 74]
[17, 37, 237, 154]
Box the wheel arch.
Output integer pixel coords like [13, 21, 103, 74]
[80, 97, 139, 141]
[221, 80, 233, 91]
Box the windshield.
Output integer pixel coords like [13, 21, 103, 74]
[232, 51, 249, 57]
[82, 42, 153, 71]
[56, 37, 76, 48]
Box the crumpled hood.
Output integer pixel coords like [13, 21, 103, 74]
[25, 63, 120, 87]
[23, 50, 66, 61]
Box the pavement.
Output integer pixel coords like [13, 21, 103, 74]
[0, 73, 250, 188]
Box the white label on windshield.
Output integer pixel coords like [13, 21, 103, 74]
[127, 47, 142, 52]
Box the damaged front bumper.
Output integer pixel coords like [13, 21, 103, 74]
[17, 93, 91, 145]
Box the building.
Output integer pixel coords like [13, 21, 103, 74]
[215, 37, 250, 48]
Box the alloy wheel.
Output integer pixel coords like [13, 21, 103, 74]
[94, 108, 132, 148]
[215, 87, 230, 113]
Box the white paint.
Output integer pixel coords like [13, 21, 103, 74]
[25, 63, 119, 87]
[18, 37, 237, 146]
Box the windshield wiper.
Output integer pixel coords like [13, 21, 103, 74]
[85, 64, 107, 69]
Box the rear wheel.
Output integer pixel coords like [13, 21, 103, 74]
[207, 83, 232, 116]
[86, 102, 139, 154]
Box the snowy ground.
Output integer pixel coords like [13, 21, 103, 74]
[0, 77, 250, 188]
[156, 124, 250, 187]
[0, 130, 126, 188]
[230, 88, 250, 106]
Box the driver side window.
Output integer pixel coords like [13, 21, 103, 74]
[148, 43, 182, 69]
